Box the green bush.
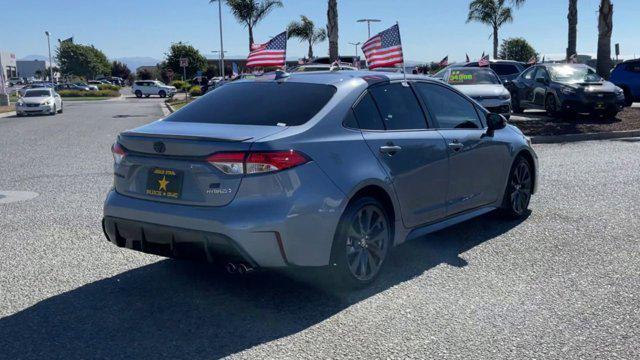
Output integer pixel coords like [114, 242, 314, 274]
[58, 90, 120, 97]
[188, 85, 202, 96]
[97, 84, 121, 91]
[170, 80, 189, 90]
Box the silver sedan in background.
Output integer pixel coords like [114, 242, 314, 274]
[440, 67, 513, 119]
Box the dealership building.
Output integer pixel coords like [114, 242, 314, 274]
[0, 51, 18, 79]
[17, 59, 47, 79]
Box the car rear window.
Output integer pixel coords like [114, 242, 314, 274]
[491, 64, 520, 75]
[166, 82, 337, 126]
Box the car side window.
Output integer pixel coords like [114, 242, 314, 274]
[536, 68, 549, 81]
[352, 92, 385, 130]
[414, 83, 483, 130]
[368, 83, 427, 130]
[628, 62, 640, 73]
[521, 67, 536, 80]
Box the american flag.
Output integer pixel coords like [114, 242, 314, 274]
[438, 55, 449, 67]
[362, 24, 404, 69]
[246, 31, 287, 68]
[478, 55, 490, 67]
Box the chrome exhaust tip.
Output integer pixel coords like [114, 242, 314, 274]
[225, 262, 237, 274]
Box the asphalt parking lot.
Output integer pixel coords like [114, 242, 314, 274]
[0, 97, 638, 359]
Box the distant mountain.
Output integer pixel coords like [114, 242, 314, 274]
[113, 57, 161, 71]
[20, 55, 48, 61]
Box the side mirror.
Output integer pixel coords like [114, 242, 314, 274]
[486, 113, 507, 131]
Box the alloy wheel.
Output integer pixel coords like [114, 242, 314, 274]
[345, 205, 389, 281]
[510, 161, 532, 215]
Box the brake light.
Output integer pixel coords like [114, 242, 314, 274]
[207, 150, 309, 175]
[111, 142, 126, 164]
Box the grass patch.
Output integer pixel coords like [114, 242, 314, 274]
[166, 97, 196, 111]
[58, 89, 120, 98]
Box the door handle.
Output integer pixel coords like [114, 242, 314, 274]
[379, 145, 402, 155]
[448, 141, 464, 152]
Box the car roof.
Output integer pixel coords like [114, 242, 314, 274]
[234, 70, 439, 88]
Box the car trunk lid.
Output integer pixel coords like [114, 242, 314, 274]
[114, 121, 286, 207]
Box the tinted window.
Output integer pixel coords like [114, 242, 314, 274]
[415, 83, 482, 129]
[521, 66, 537, 80]
[166, 82, 336, 126]
[369, 83, 426, 130]
[491, 64, 520, 75]
[352, 93, 384, 130]
[627, 62, 640, 73]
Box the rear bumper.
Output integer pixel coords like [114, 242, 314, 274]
[103, 216, 258, 266]
[102, 162, 347, 268]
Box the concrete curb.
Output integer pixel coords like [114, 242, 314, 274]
[0, 111, 16, 119]
[531, 129, 640, 144]
[165, 101, 175, 114]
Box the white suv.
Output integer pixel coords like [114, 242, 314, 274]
[132, 80, 176, 98]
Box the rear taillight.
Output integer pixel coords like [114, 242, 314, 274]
[207, 150, 309, 175]
[111, 143, 126, 164]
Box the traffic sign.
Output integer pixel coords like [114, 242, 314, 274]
[180, 58, 189, 67]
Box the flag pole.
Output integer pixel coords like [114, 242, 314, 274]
[397, 21, 408, 86]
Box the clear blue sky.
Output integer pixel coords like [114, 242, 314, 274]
[2, 0, 639, 64]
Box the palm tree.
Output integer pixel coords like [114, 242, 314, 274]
[466, 0, 526, 59]
[327, 0, 339, 62]
[288, 16, 327, 60]
[566, 0, 578, 61]
[221, 0, 283, 51]
[597, 0, 613, 79]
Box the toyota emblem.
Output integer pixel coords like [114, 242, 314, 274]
[153, 141, 166, 153]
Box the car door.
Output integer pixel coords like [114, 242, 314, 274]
[357, 82, 449, 228]
[414, 82, 509, 216]
[517, 66, 538, 108]
[533, 67, 551, 107]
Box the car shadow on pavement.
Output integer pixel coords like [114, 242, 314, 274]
[0, 211, 528, 359]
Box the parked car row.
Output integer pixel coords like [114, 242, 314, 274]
[433, 59, 633, 119]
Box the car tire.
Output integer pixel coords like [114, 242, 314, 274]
[158, 90, 167, 98]
[330, 196, 392, 288]
[134, 90, 142, 98]
[500, 156, 533, 219]
[50, 105, 57, 116]
[545, 94, 560, 118]
[58, 104, 63, 113]
[17, 113, 24, 117]
[511, 92, 523, 114]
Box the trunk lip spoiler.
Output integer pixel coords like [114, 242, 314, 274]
[119, 131, 252, 143]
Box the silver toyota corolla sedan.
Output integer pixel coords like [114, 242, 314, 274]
[102, 70, 538, 288]
[440, 67, 513, 119]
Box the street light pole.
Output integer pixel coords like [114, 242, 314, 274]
[357, 19, 381, 38]
[211, 0, 225, 79]
[45, 31, 54, 83]
[349, 42, 361, 59]
[211, 50, 228, 77]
